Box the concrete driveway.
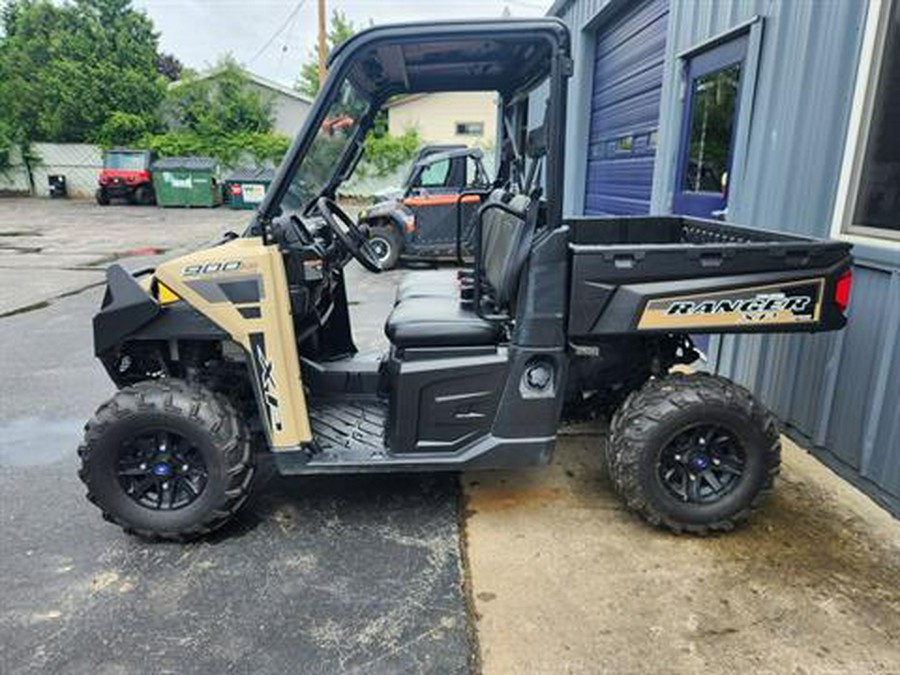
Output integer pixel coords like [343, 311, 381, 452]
[1, 198, 898, 675]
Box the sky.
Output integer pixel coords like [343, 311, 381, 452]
[132, 0, 554, 88]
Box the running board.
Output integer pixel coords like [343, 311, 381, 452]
[274, 433, 557, 476]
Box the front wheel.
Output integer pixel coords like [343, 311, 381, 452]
[95, 188, 110, 206]
[607, 373, 780, 534]
[367, 224, 402, 270]
[134, 184, 155, 206]
[78, 379, 255, 540]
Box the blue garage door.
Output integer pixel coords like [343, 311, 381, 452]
[585, 0, 669, 215]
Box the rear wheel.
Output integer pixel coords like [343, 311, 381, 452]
[78, 379, 255, 540]
[95, 188, 110, 206]
[607, 373, 780, 534]
[367, 224, 402, 270]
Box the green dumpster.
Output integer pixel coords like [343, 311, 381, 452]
[224, 167, 276, 210]
[151, 157, 222, 208]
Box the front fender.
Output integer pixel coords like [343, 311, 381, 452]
[93, 265, 160, 356]
[360, 200, 410, 234]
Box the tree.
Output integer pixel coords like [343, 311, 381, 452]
[163, 58, 275, 136]
[141, 58, 290, 167]
[156, 52, 183, 82]
[0, 0, 166, 144]
[95, 111, 151, 147]
[296, 9, 356, 98]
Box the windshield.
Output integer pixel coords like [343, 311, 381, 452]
[282, 79, 369, 211]
[104, 152, 147, 171]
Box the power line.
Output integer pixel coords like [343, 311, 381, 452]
[276, 0, 302, 75]
[247, 0, 307, 67]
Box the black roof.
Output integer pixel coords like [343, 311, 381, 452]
[151, 157, 217, 171]
[225, 167, 277, 182]
[329, 19, 569, 101]
[414, 147, 483, 167]
[106, 148, 151, 155]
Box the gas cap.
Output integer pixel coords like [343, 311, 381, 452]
[525, 362, 553, 391]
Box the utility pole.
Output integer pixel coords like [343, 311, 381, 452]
[317, 0, 327, 86]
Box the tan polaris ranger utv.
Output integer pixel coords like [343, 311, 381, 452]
[78, 19, 853, 540]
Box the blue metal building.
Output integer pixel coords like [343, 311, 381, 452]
[549, 0, 900, 514]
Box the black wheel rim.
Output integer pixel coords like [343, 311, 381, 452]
[117, 430, 208, 510]
[369, 236, 390, 263]
[657, 424, 745, 504]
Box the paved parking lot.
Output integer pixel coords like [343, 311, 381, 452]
[0, 199, 469, 674]
[1, 198, 899, 675]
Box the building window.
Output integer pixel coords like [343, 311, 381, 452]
[682, 64, 742, 193]
[455, 121, 484, 136]
[846, 0, 900, 240]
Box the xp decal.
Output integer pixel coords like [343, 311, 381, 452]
[638, 278, 825, 330]
[249, 332, 283, 433]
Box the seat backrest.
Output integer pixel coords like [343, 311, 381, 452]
[478, 190, 533, 309]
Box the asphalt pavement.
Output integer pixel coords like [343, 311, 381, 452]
[3, 198, 899, 675]
[0, 200, 471, 675]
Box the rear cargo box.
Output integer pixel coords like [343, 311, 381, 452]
[567, 216, 852, 340]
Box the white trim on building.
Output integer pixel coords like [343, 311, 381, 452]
[831, 0, 900, 251]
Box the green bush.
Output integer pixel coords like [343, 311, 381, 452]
[96, 111, 151, 148]
[139, 59, 290, 168]
[359, 128, 420, 178]
[140, 130, 291, 168]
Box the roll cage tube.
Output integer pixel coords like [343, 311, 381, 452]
[253, 19, 571, 237]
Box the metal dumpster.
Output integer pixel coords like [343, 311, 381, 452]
[151, 157, 222, 208]
[224, 167, 276, 210]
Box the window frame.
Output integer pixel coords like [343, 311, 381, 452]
[677, 59, 745, 196]
[832, 0, 900, 248]
[455, 121, 485, 136]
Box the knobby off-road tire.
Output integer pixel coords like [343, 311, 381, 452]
[78, 379, 254, 540]
[367, 224, 402, 270]
[607, 373, 780, 534]
[134, 184, 155, 206]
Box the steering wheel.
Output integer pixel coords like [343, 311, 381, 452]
[315, 196, 382, 273]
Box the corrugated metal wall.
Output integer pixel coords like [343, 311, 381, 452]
[648, 0, 899, 515]
[31, 143, 103, 198]
[0, 143, 102, 198]
[556, 0, 898, 514]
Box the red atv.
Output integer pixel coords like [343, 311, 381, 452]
[96, 149, 156, 206]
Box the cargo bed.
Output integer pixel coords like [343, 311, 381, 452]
[567, 215, 852, 340]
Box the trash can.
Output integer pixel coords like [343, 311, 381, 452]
[150, 157, 222, 208]
[48, 175, 67, 198]
[224, 167, 276, 210]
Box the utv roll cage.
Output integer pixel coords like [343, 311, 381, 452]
[254, 18, 571, 239]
